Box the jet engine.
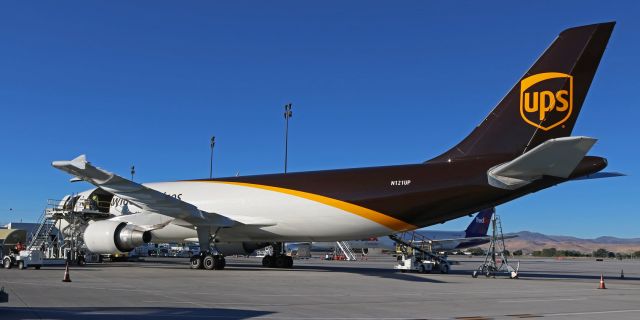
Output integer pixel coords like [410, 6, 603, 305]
[214, 242, 270, 256]
[84, 220, 151, 254]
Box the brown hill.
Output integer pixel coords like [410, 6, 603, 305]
[484, 231, 640, 254]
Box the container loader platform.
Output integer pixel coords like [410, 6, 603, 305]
[389, 232, 450, 274]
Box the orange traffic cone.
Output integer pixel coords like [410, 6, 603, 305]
[62, 262, 72, 283]
[598, 273, 606, 289]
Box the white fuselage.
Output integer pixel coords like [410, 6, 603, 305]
[112, 181, 395, 243]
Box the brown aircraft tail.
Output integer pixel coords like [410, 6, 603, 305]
[429, 22, 615, 163]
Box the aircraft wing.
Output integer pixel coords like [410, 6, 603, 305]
[52, 155, 236, 227]
[488, 136, 596, 189]
[425, 234, 518, 244]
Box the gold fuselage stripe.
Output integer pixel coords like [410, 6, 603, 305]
[199, 180, 416, 232]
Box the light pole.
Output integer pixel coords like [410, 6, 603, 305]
[210, 136, 216, 179]
[130, 165, 135, 181]
[284, 103, 293, 173]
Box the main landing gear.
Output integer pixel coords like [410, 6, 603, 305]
[192, 226, 226, 270]
[261, 254, 293, 268]
[261, 242, 293, 269]
[190, 252, 226, 270]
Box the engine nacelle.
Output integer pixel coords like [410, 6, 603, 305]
[84, 220, 151, 254]
[214, 242, 270, 256]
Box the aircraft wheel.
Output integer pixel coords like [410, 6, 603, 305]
[214, 256, 225, 270]
[285, 256, 293, 268]
[262, 255, 274, 268]
[3, 257, 12, 269]
[190, 255, 203, 269]
[203, 254, 215, 270]
[275, 255, 288, 268]
[18, 261, 25, 270]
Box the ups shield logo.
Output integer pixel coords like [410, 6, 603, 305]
[520, 72, 573, 131]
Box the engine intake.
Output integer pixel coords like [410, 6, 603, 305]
[84, 220, 151, 254]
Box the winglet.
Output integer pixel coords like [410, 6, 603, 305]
[52, 154, 87, 170]
[52, 154, 113, 184]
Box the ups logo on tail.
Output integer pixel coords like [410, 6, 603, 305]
[520, 72, 573, 131]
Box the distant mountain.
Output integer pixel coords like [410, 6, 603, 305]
[494, 231, 640, 254]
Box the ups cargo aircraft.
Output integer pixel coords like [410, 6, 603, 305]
[53, 22, 618, 270]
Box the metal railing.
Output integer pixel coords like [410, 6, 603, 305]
[335, 241, 358, 261]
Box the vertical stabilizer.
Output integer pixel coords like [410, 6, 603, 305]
[465, 208, 494, 237]
[429, 22, 614, 162]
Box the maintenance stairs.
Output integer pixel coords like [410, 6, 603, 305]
[388, 231, 448, 266]
[335, 241, 357, 261]
[474, 213, 519, 278]
[27, 202, 63, 251]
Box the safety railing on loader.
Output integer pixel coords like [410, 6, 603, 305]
[388, 231, 448, 266]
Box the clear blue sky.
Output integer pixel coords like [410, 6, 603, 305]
[0, 1, 638, 238]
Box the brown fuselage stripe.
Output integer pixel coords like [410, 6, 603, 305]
[197, 180, 417, 232]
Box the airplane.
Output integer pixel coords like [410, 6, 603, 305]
[306, 208, 516, 254]
[52, 22, 618, 271]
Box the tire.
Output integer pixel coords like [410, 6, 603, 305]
[213, 256, 225, 270]
[3, 258, 11, 269]
[203, 255, 215, 270]
[285, 256, 293, 268]
[35, 265, 41, 270]
[440, 263, 450, 274]
[190, 256, 203, 269]
[418, 264, 426, 274]
[18, 261, 25, 270]
[275, 255, 288, 268]
[262, 255, 274, 268]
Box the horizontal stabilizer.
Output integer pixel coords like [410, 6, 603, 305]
[571, 171, 625, 181]
[488, 136, 596, 189]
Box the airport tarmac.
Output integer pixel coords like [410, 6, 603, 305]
[1, 255, 639, 320]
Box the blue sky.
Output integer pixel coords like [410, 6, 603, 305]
[0, 1, 638, 238]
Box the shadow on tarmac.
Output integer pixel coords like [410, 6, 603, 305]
[1, 307, 273, 320]
[86, 259, 449, 283]
[289, 264, 449, 283]
[514, 272, 640, 281]
[84, 259, 639, 283]
[443, 267, 640, 281]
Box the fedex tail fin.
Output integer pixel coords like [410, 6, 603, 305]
[429, 22, 614, 162]
[465, 208, 494, 237]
